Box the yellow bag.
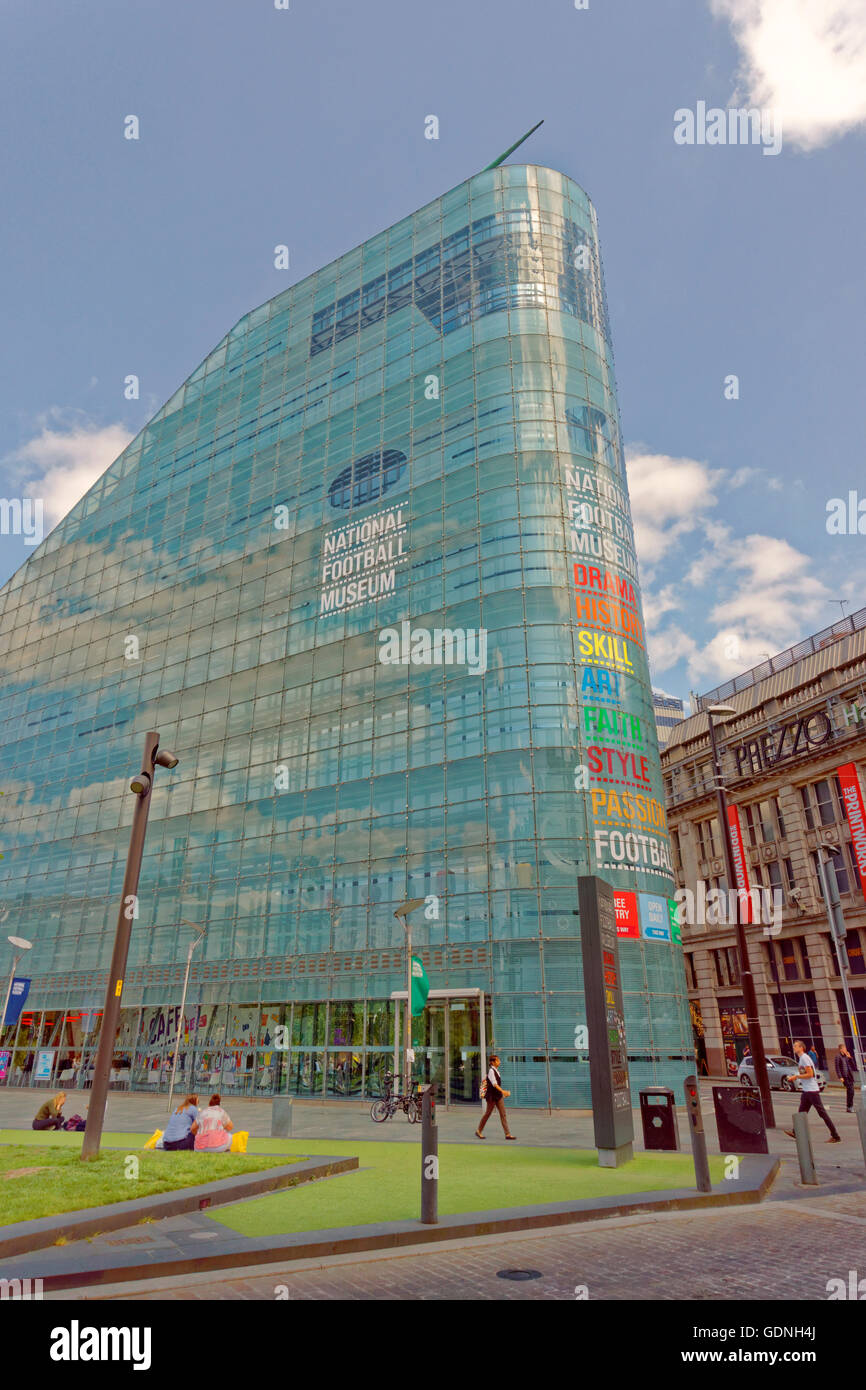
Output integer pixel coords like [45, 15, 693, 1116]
[230, 1130, 249, 1154]
[143, 1129, 163, 1149]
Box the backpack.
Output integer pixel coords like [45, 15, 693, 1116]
[63, 1114, 86, 1131]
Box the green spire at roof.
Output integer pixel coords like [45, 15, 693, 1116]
[482, 120, 544, 171]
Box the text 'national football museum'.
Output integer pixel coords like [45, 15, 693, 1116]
[0, 164, 692, 1107]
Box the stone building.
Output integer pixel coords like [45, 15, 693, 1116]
[662, 610, 866, 1077]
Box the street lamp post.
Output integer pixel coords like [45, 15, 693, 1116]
[81, 732, 179, 1160]
[705, 705, 776, 1127]
[166, 919, 207, 1116]
[394, 899, 425, 1097]
[1, 936, 33, 1076]
[815, 847, 866, 1104]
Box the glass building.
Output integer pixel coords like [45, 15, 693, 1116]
[0, 164, 693, 1107]
[653, 693, 687, 750]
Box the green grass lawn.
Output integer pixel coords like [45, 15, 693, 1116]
[0, 1129, 303, 1155]
[205, 1141, 727, 1237]
[0, 1144, 306, 1226]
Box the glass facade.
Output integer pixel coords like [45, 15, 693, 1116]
[0, 164, 693, 1107]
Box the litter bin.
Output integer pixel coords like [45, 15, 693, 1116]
[639, 1086, 679, 1150]
[271, 1096, 293, 1138]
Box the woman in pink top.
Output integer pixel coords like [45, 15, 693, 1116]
[193, 1092, 234, 1152]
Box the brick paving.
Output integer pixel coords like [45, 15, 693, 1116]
[95, 1189, 866, 1302]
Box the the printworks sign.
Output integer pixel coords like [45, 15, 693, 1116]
[726, 805, 753, 921]
[838, 763, 866, 895]
[579, 875, 634, 1163]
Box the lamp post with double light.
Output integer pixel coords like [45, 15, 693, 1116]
[705, 703, 776, 1127]
[82, 732, 179, 1159]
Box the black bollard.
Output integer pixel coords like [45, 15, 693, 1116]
[420, 1084, 438, 1224]
[684, 1074, 712, 1193]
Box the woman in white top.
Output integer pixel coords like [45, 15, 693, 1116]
[475, 1055, 516, 1140]
[194, 1092, 234, 1152]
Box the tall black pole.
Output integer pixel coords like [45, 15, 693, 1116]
[706, 712, 776, 1127]
[82, 732, 166, 1160]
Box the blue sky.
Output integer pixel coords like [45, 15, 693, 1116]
[1, 0, 864, 702]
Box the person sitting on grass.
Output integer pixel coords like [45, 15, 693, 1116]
[162, 1093, 200, 1151]
[32, 1092, 66, 1131]
[193, 1093, 234, 1153]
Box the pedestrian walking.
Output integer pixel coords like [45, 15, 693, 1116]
[475, 1054, 516, 1140]
[835, 1044, 857, 1113]
[807, 1045, 819, 1070]
[784, 1040, 840, 1143]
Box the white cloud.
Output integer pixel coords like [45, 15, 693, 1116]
[7, 417, 133, 530]
[686, 533, 831, 683]
[646, 625, 699, 678]
[626, 448, 840, 688]
[711, 0, 866, 150]
[625, 449, 722, 571]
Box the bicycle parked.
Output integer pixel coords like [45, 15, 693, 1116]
[370, 1070, 420, 1123]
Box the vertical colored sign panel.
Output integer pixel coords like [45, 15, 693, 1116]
[668, 897, 682, 945]
[725, 806, 753, 924]
[638, 892, 671, 941]
[34, 1049, 55, 1081]
[613, 890, 640, 938]
[579, 875, 634, 1158]
[2, 978, 30, 1027]
[838, 763, 866, 896]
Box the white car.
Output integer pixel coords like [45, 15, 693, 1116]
[737, 1054, 826, 1092]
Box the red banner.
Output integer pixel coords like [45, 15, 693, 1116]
[838, 763, 866, 896]
[726, 805, 753, 924]
[613, 890, 640, 938]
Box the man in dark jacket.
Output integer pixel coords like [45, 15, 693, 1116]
[835, 1044, 858, 1113]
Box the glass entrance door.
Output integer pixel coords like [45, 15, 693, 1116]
[447, 997, 483, 1104]
[402, 994, 492, 1105]
[413, 1000, 447, 1102]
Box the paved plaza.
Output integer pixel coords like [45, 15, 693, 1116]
[2, 1080, 864, 1301]
[2, 1081, 863, 1156]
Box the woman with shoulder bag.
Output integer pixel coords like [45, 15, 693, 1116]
[475, 1055, 516, 1140]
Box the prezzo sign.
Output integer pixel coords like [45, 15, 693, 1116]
[732, 711, 832, 776]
